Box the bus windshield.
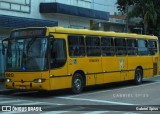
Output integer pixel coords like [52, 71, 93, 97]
[6, 38, 48, 72]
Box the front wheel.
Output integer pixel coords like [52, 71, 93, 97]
[134, 68, 143, 85]
[72, 73, 84, 94]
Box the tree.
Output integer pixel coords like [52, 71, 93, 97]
[117, 0, 158, 35]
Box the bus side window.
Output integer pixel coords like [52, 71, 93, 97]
[127, 39, 137, 55]
[68, 35, 85, 57]
[101, 37, 114, 56]
[86, 36, 101, 56]
[148, 40, 157, 55]
[138, 39, 148, 55]
[50, 39, 67, 69]
[115, 38, 126, 56]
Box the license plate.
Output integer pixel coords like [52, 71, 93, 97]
[20, 86, 26, 89]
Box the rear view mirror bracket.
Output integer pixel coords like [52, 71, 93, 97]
[2, 38, 9, 55]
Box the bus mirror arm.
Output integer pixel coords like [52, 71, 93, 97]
[49, 34, 54, 39]
[2, 38, 8, 55]
[2, 44, 5, 55]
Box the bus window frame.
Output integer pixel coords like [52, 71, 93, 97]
[4, 36, 49, 72]
[126, 38, 138, 56]
[137, 39, 149, 56]
[101, 36, 115, 57]
[68, 35, 86, 58]
[148, 39, 158, 56]
[49, 37, 67, 70]
[114, 37, 127, 56]
[85, 35, 101, 57]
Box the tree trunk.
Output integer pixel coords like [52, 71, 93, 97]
[144, 21, 148, 35]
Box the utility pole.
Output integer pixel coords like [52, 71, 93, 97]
[125, 2, 129, 33]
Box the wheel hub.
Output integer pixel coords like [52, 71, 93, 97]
[74, 79, 81, 90]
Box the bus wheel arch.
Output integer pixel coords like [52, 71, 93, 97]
[72, 70, 86, 94]
[134, 66, 143, 85]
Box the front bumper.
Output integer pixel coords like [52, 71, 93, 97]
[5, 81, 50, 91]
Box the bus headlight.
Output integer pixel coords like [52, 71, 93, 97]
[33, 78, 45, 83]
[6, 78, 12, 82]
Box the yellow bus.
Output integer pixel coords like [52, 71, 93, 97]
[2, 27, 159, 94]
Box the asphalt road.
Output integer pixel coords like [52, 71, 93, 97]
[0, 76, 160, 114]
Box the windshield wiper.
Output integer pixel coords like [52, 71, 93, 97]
[26, 38, 36, 53]
[22, 38, 37, 71]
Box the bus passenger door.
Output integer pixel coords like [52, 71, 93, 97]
[49, 36, 69, 90]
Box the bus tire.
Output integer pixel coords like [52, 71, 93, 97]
[134, 68, 143, 85]
[72, 73, 84, 94]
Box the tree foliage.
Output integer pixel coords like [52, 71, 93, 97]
[117, 0, 160, 35]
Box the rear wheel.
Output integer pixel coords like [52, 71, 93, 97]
[134, 68, 143, 85]
[72, 73, 84, 94]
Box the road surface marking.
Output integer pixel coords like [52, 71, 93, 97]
[40, 111, 70, 114]
[0, 112, 14, 114]
[0, 96, 66, 106]
[124, 112, 140, 114]
[68, 81, 160, 98]
[0, 100, 27, 104]
[12, 91, 37, 95]
[40, 106, 85, 114]
[17, 102, 45, 105]
[0, 89, 13, 92]
[57, 97, 136, 105]
[84, 111, 110, 114]
[17, 101, 65, 106]
[0, 98, 11, 100]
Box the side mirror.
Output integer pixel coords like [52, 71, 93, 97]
[2, 38, 8, 55]
[2, 44, 5, 55]
[49, 34, 54, 39]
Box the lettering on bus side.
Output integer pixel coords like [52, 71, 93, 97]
[89, 59, 99, 62]
[6, 73, 14, 77]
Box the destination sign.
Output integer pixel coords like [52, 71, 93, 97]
[11, 28, 46, 38]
